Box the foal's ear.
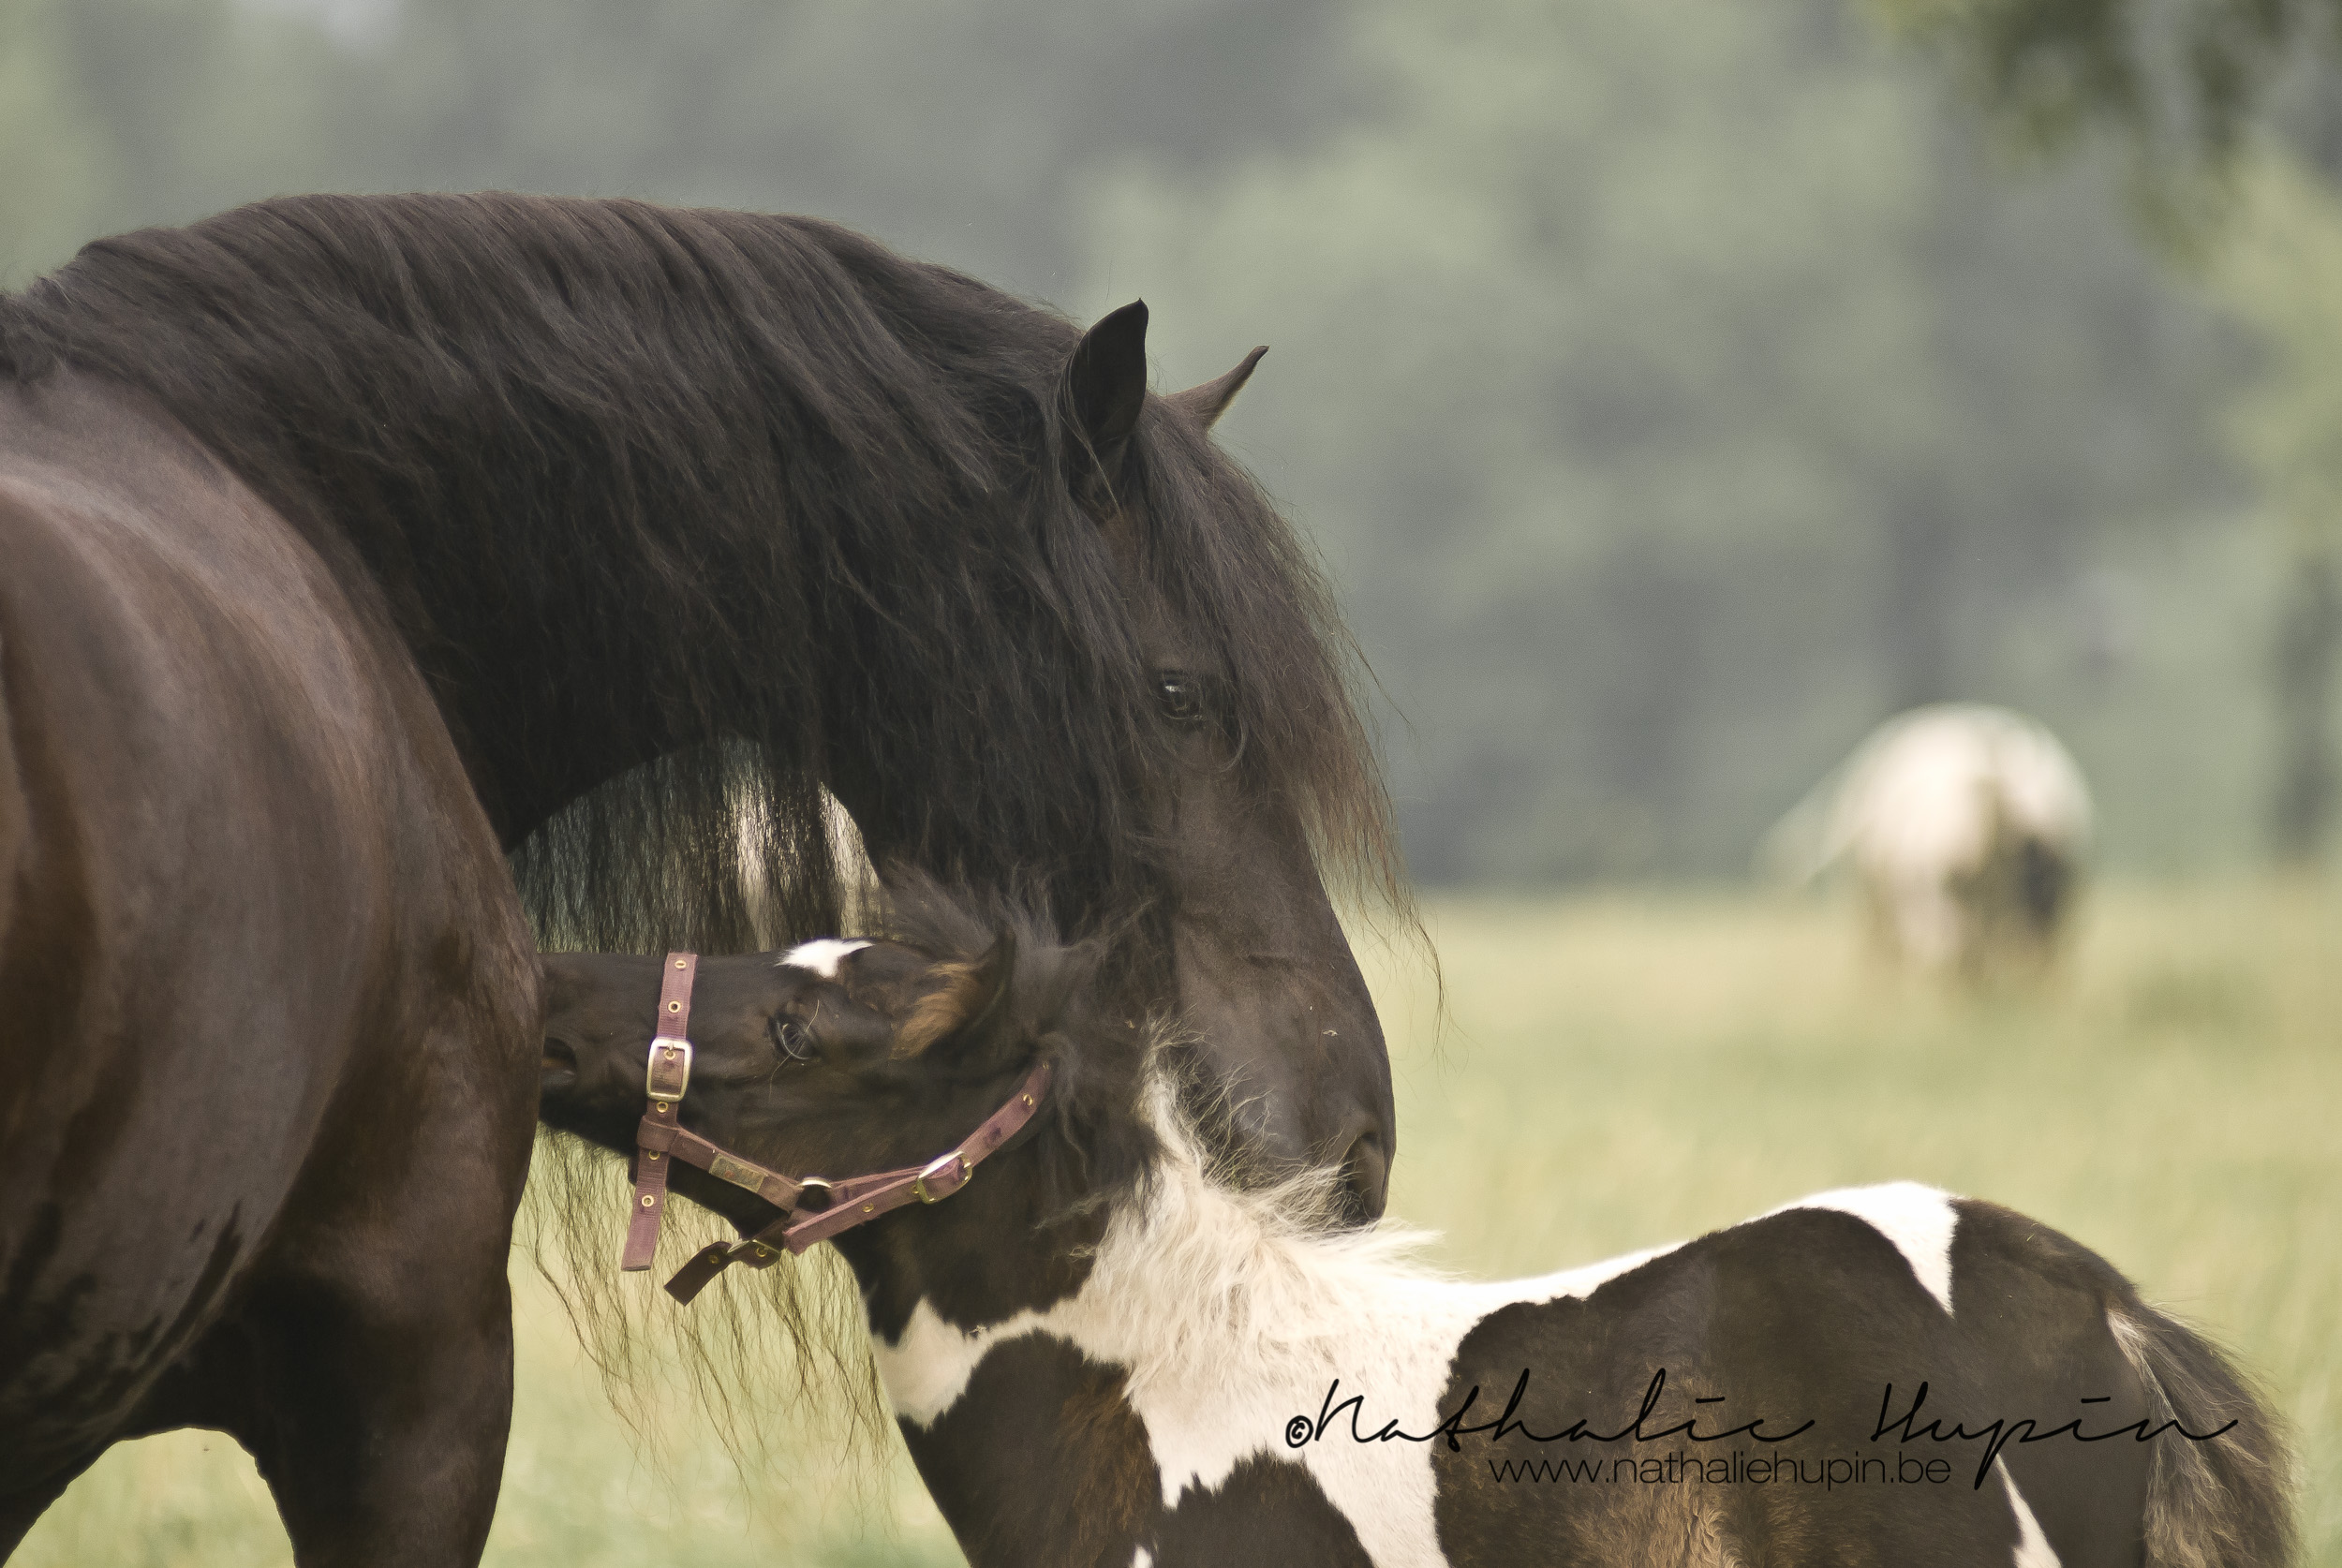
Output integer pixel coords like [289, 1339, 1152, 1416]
[1166, 346, 1267, 430]
[891, 927, 1018, 1059]
[1062, 300, 1149, 508]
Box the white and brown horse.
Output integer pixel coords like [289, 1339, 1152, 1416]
[1764, 704, 2093, 981]
[538, 895, 2290, 1567]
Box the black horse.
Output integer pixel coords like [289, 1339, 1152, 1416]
[0, 194, 1403, 1561]
[540, 895, 2292, 1568]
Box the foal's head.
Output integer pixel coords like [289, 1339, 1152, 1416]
[538, 895, 1156, 1281]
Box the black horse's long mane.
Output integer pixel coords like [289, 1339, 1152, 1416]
[0, 192, 1401, 953]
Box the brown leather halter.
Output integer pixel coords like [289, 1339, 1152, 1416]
[621, 950, 1054, 1305]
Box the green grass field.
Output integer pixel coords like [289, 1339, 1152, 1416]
[21, 880, 2339, 1565]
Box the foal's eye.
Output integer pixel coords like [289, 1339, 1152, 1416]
[1155, 671, 1207, 724]
[768, 1016, 814, 1062]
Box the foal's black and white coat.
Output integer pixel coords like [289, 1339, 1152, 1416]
[538, 908, 2292, 1568]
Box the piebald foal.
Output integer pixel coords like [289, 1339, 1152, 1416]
[538, 902, 2290, 1568]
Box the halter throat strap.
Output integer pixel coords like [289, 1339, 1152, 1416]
[659, 1058, 1053, 1305]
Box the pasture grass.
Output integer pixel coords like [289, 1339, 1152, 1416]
[21, 879, 2340, 1564]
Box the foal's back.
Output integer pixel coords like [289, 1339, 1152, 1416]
[1428, 1193, 2158, 1562]
[897, 1170, 2282, 1564]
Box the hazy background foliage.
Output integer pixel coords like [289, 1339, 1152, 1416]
[5, 0, 2325, 884]
[7, 4, 2338, 1561]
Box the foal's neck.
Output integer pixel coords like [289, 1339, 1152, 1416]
[832, 1090, 1412, 1567]
[832, 1131, 1100, 1348]
[833, 1121, 1168, 1567]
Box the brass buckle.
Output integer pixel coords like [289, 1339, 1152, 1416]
[725, 1175, 831, 1273]
[913, 1151, 969, 1204]
[645, 1037, 692, 1102]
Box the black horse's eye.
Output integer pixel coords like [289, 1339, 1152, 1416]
[768, 1015, 814, 1062]
[1155, 671, 1207, 724]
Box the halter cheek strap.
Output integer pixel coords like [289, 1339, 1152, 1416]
[621, 952, 700, 1271]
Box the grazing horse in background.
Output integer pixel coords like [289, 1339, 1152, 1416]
[0, 194, 1405, 1562]
[538, 892, 2292, 1568]
[1762, 704, 2092, 981]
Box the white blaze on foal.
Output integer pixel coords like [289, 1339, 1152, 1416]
[780, 937, 869, 978]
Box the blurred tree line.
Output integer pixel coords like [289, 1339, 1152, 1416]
[1869, 0, 2342, 865]
[0, 0, 2311, 882]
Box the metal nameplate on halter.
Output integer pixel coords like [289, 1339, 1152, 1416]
[708, 1152, 763, 1191]
[645, 1038, 692, 1102]
[913, 1151, 970, 1204]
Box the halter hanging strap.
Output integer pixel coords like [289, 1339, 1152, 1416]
[620, 952, 699, 1271]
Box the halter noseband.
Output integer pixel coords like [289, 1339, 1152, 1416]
[621, 951, 1053, 1305]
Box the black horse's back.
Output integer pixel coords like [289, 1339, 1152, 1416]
[0, 373, 541, 1558]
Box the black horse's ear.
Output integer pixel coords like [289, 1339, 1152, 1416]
[1063, 300, 1149, 508]
[1167, 346, 1267, 430]
[891, 927, 1018, 1059]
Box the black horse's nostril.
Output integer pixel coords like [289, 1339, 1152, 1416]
[541, 1038, 579, 1077]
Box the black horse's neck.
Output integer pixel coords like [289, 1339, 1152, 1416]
[4, 191, 1408, 1046]
[0, 194, 1162, 953]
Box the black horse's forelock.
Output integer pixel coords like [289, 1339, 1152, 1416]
[0, 191, 1402, 958]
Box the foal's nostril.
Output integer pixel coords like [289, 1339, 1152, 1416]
[541, 1038, 579, 1076]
